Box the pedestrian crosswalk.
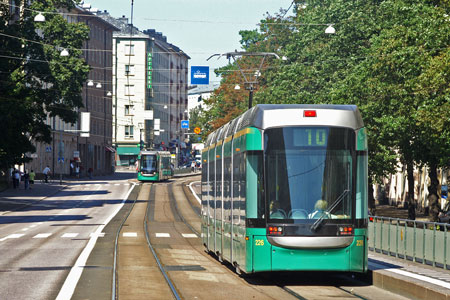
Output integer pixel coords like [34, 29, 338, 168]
[0, 231, 198, 242]
[0, 232, 106, 242]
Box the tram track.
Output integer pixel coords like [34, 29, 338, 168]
[112, 178, 383, 300]
[176, 178, 374, 300]
[144, 182, 181, 300]
[111, 183, 140, 300]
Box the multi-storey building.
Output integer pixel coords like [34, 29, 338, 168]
[27, 4, 118, 177]
[144, 29, 190, 151]
[97, 12, 189, 166]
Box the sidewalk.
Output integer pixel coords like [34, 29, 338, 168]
[375, 204, 431, 222]
[369, 250, 450, 299]
[0, 182, 65, 215]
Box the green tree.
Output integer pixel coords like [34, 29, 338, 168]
[0, 0, 89, 171]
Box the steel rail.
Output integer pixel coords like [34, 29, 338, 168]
[111, 183, 140, 300]
[144, 183, 181, 300]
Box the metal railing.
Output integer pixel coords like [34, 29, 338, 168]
[368, 216, 450, 269]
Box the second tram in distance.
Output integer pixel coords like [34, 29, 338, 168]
[137, 150, 172, 182]
[201, 104, 368, 274]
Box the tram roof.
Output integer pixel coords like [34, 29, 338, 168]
[238, 104, 363, 131]
[205, 104, 364, 147]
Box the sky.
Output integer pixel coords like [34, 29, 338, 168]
[86, 0, 293, 84]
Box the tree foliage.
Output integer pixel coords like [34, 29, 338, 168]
[0, 0, 89, 169]
[199, 0, 450, 216]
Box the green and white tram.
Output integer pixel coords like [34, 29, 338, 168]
[201, 104, 368, 274]
[137, 150, 172, 182]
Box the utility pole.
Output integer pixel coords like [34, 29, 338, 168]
[207, 52, 281, 109]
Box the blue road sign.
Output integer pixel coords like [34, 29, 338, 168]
[191, 66, 209, 85]
[58, 157, 64, 163]
[181, 120, 189, 129]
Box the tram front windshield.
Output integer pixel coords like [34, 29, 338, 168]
[140, 155, 157, 174]
[264, 127, 354, 223]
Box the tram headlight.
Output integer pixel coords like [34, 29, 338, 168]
[338, 226, 353, 236]
[268, 226, 284, 235]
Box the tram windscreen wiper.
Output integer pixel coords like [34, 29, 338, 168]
[311, 189, 350, 232]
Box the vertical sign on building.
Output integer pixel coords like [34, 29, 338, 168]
[147, 52, 153, 90]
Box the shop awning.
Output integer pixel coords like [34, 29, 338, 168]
[117, 146, 140, 155]
[105, 146, 116, 152]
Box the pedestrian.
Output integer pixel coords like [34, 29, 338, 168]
[29, 170, 36, 188]
[43, 165, 51, 183]
[13, 169, 20, 189]
[88, 167, 93, 179]
[23, 170, 30, 190]
[191, 160, 196, 173]
[75, 166, 80, 178]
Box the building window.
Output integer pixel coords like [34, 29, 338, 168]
[125, 125, 134, 138]
[124, 104, 133, 115]
[124, 44, 134, 56]
[125, 84, 135, 96]
[125, 65, 135, 76]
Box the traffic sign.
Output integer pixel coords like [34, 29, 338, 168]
[58, 157, 64, 163]
[194, 127, 201, 134]
[191, 66, 209, 85]
[181, 120, 189, 129]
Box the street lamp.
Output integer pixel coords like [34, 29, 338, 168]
[34, 12, 45, 22]
[60, 48, 69, 57]
[325, 24, 336, 34]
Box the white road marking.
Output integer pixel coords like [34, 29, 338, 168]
[182, 233, 197, 238]
[61, 233, 79, 238]
[21, 228, 29, 231]
[33, 233, 52, 239]
[189, 181, 201, 205]
[89, 232, 105, 238]
[369, 261, 450, 290]
[155, 233, 171, 238]
[56, 183, 136, 300]
[123, 232, 137, 237]
[0, 233, 25, 242]
[115, 183, 120, 186]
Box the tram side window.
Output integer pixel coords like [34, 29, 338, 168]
[224, 155, 232, 222]
[209, 154, 215, 218]
[233, 151, 241, 225]
[356, 153, 368, 219]
[216, 153, 222, 219]
[247, 151, 264, 219]
[201, 157, 207, 208]
[240, 152, 246, 226]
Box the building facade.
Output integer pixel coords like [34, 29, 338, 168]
[97, 12, 190, 166]
[29, 5, 117, 177]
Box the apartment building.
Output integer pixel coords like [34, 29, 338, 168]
[97, 12, 189, 166]
[27, 4, 118, 176]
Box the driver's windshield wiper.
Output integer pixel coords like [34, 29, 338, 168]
[311, 189, 349, 232]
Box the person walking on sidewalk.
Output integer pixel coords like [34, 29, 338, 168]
[13, 169, 20, 189]
[23, 170, 30, 190]
[29, 170, 36, 188]
[43, 165, 51, 183]
[88, 167, 93, 179]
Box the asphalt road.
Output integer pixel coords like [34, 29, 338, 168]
[0, 171, 136, 300]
